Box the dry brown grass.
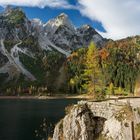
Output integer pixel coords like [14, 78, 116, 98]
[115, 105, 133, 122]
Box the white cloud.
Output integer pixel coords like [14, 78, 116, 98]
[77, 0, 140, 40]
[0, 0, 75, 9]
[1, 0, 140, 39]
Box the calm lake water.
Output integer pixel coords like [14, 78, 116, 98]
[0, 99, 80, 140]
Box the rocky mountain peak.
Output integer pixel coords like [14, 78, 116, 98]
[0, 6, 31, 41]
[3, 6, 24, 17]
[32, 18, 42, 25]
[57, 13, 68, 19]
[81, 24, 92, 30]
[55, 13, 74, 29]
[78, 24, 97, 34]
[4, 5, 13, 13]
[31, 18, 43, 29]
[77, 24, 104, 47]
[44, 13, 75, 33]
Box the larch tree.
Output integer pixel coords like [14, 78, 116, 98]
[82, 42, 101, 95]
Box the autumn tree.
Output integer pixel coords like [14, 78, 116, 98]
[82, 42, 102, 95]
[66, 48, 86, 94]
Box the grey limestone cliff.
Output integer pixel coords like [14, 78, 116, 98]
[52, 98, 140, 140]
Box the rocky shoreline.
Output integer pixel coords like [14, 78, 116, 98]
[52, 98, 140, 140]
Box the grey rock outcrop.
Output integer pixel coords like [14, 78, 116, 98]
[52, 98, 140, 140]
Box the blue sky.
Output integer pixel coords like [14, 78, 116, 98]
[0, 0, 140, 39]
[22, 6, 105, 32]
[0, 0, 105, 32]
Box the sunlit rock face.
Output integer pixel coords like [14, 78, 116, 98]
[53, 99, 140, 140]
[38, 13, 105, 55]
[53, 104, 96, 140]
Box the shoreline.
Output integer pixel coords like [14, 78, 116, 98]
[0, 95, 140, 100]
[0, 94, 93, 100]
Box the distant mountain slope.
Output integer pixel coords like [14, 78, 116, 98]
[1, 6, 139, 93]
[0, 6, 106, 91]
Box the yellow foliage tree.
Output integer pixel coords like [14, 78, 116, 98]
[83, 42, 101, 95]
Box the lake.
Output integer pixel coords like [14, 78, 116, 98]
[0, 98, 81, 140]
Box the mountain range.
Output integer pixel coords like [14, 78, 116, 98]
[0, 6, 139, 93]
